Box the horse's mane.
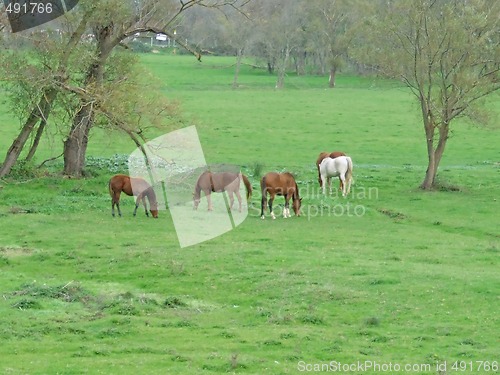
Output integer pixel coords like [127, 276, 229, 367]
[293, 181, 300, 200]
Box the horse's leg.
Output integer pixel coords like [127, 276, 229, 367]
[206, 192, 213, 211]
[261, 193, 267, 219]
[228, 191, 235, 211]
[340, 174, 347, 197]
[235, 190, 242, 212]
[142, 195, 149, 217]
[269, 193, 276, 220]
[284, 194, 290, 219]
[321, 175, 326, 195]
[338, 178, 344, 192]
[133, 193, 142, 217]
[113, 192, 122, 217]
[111, 191, 116, 217]
[328, 177, 332, 195]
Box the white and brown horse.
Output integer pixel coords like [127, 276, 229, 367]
[318, 156, 353, 197]
[316, 151, 346, 189]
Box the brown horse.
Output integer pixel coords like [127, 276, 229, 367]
[193, 171, 252, 211]
[316, 151, 346, 189]
[108, 174, 159, 218]
[260, 172, 301, 219]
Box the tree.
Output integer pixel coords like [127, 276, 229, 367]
[61, 0, 245, 176]
[0, 11, 92, 178]
[1, 0, 244, 178]
[366, 0, 500, 189]
[250, 0, 305, 89]
[305, 0, 363, 88]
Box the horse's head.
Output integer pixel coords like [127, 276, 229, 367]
[293, 197, 302, 217]
[149, 200, 159, 218]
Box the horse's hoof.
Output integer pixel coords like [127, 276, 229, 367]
[261, 215, 265, 220]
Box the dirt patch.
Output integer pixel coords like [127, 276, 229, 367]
[378, 208, 408, 221]
[0, 246, 35, 257]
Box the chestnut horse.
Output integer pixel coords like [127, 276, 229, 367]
[316, 151, 346, 189]
[318, 156, 353, 197]
[260, 172, 301, 219]
[193, 171, 252, 211]
[108, 174, 158, 218]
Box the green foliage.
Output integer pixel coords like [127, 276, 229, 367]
[8, 160, 39, 179]
[128, 40, 154, 53]
[85, 154, 130, 175]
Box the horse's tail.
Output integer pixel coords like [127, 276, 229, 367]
[108, 178, 114, 198]
[241, 174, 252, 200]
[316, 152, 327, 187]
[260, 175, 267, 194]
[346, 157, 354, 193]
[317, 163, 322, 185]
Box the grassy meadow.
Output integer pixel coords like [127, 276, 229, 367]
[0, 53, 499, 374]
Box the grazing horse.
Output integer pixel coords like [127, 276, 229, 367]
[316, 151, 346, 189]
[108, 174, 159, 218]
[260, 172, 301, 219]
[193, 171, 252, 211]
[319, 156, 353, 197]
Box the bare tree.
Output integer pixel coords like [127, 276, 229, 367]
[305, 0, 364, 88]
[249, 0, 305, 89]
[365, 0, 500, 189]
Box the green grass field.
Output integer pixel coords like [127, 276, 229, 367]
[0, 54, 499, 374]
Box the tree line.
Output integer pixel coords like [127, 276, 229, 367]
[0, 0, 499, 189]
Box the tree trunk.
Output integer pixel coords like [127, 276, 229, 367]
[328, 66, 337, 88]
[267, 62, 274, 74]
[232, 48, 243, 89]
[62, 25, 114, 177]
[295, 50, 306, 76]
[0, 89, 56, 177]
[420, 120, 450, 189]
[421, 141, 436, 190]
[25, 118, 47, 162]
[63, 102, 95, 177]
[275, 47, 290, 89]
